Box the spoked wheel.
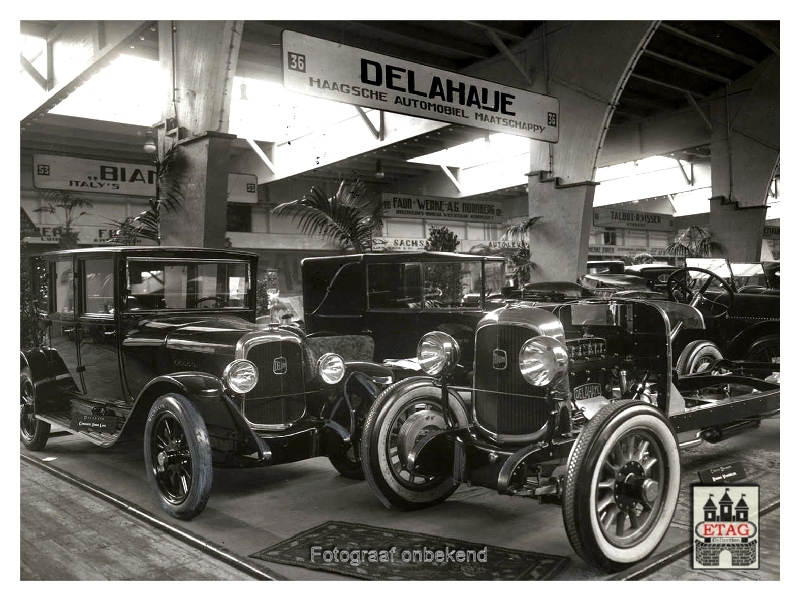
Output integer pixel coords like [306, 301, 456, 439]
[676, 340, 723, 375]
[563, 399, 680, 572]
[144, 394, 213, 520]
[20, 367, 50, 451]
[745, 334, 780, 364]
[666, 267, 735, 318]
[360, 380, 468, 510]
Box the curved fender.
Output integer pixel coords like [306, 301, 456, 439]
[374, 375, 469, 424]
[19, 348, 75, 413]
[725, 321, 780, 358]
[125, 373, 267, 460]
[323, 361, 394, 443]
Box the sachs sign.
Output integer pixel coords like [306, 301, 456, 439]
[282, 30, 559, 142]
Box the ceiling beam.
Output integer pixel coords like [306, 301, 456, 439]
[642, 49, 732, 84]
[658, 22, 759, 67]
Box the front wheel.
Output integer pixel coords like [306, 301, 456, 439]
[360, 380, 468, 511]
[20, 367, 50, 451]
[328, 442, 365, 480]
[745, 334, 780, 364]
[144, 394, 213, 520]
[562, 399, 680, 572]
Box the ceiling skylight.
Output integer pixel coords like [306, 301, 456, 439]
[408, 133, 530, 169]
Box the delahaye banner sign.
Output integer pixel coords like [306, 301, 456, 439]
[593, 207, 673, 232]
[382, 193, 503, 223]
[33, 154, 257, 203]
[282, 30, 560, 142]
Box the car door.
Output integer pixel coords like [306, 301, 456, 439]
[76, 255, 125, 403]
[47, 256, 82, 394]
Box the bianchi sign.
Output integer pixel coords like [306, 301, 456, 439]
[282, 30, 560, 142]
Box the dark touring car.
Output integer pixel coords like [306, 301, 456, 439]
[21, 246, 393, 519]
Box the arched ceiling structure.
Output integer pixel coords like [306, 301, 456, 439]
[19, 20, 780, 204]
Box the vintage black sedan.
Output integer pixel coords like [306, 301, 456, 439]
[20, 247, 393, 520]
[359, 296, 779, 571]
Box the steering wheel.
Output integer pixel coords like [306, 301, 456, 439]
[191, 295, 228, 308]
[666, 267, 734, 318]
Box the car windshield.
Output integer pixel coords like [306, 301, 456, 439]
[685, 258, 765, 290]
[125, 259, 251, 311]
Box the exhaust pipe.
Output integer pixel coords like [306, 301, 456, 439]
[702, 420, 760, 444]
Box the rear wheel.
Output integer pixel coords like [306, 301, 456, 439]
[563, 399, 680, 572]
[20, 367, 50, 451]
[745, 334, 780, 364]
[360, 381, 468, 510]
[144, 394, 213, 520]
[676, 340, 723, 375]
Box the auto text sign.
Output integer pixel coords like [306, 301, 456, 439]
[282, 30, 560, 142]
[381, 193, 503, 223]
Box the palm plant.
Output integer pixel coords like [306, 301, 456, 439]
[502, 215, 543, 285]
[664, 225, 725, 258]
[106, 145, 185, 245]
[271, 180, 384, 253]
[34, 190, 93, 249]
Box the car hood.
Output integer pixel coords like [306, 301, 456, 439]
[123, 315, 268, 355]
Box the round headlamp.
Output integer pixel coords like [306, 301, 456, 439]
[223, 359, 258, 394]
[318, 353, 345, 385]
[518, 336, 568, 386]
[417, 331, 460, 376]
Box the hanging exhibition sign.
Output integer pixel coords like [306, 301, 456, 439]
[382, 193, 503, 223]
[593, 207, 673, 231]
[33, 154, 257, 203]
[282, 30, 560, 142]
[33, 154, 157, 197]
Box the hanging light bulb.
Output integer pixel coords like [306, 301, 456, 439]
[375, 159, 385, 179]
[143, 134, 157, 154]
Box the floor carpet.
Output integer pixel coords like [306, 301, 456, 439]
[250, 520, 570, 581]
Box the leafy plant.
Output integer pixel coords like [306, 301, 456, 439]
[270, 180, 384, 253]
[20, 252, 47, 347]
[106, 145, 185, 245]
[33, 190, 93, 249]
[425, 225, 459, 252]
[503, 216, 543, 285]
[664, 225, 725, 258]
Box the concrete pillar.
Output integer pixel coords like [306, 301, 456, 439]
[708, 197, 768, 262]
[504, 21, 659, 281]
[156, 21, 243, 248]
[160, 132, 236, 248]
[527, 176, 598, 282]
[707, 56, 779, 262]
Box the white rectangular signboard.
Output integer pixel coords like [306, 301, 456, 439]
[33, 153, 257, 203]
[33, 153, 157, 197]
[382, 193, 503, 223]
[282, 30, 559, 142]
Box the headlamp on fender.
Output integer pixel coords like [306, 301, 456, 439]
[519, 336, 569, 386]
[417, 331, 460, 376]
[223, 359, 259, 394]
[317, 353, 346, 385]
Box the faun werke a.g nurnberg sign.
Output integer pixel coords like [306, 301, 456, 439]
[282, 30, 560, 142]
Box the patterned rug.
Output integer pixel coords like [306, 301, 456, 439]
[250, 521, 569, 581]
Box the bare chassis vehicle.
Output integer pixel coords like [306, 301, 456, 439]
[359, 297, 780, 572]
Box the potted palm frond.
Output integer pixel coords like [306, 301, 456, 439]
[270, 179, 384, 253]
[664, 225, 725, 258]
[106, 145, 185, 245]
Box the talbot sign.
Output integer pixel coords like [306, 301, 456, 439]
[282, 30, 560, 142]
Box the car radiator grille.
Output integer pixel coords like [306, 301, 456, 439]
[243, 341, 306, 426]
[473, 323, 550, 436]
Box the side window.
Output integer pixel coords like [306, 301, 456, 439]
[83, 258, 115, 315]
[367, 263, 422, 308]
[53, 259, 74, 316]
